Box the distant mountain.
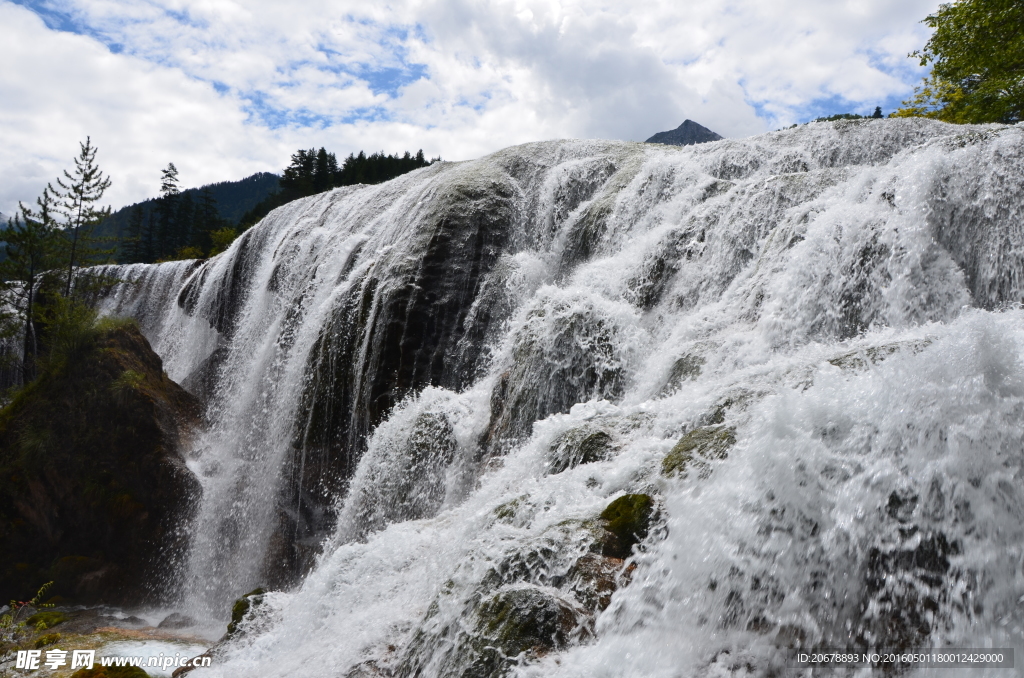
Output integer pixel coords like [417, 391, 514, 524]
[96, 171, 281, 242]
[645, 120, 723, 146]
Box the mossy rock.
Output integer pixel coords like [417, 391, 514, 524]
[34, 632, 61, 648]
[71, 667, 152, 678]
[547, 428, 613, 474]
[476, 586, 580, 657]
[599, 494, 655, 559]
[662, 426, 736, 478]
[665, 354, 705, 389]
[227, 587, 266, 635]
[26, 609, 69, 630]
[493, 495, 528, 523]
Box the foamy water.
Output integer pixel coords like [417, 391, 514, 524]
[100, 119, 1024, 676]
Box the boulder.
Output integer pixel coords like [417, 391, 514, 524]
[157, 612, 196, 629]
[662, 426, 736, 478]
[598, 494, 656, 559]
[547, 427, 614, 474]
[227, 587, 267, 635]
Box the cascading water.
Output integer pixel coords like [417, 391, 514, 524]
[100, 119, 1024, 676]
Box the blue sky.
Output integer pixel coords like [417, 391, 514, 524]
[0, 0, 941, 214]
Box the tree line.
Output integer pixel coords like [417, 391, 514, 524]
[238, 148, 437, 228]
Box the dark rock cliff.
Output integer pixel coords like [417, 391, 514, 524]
[0, 322, 201, 604]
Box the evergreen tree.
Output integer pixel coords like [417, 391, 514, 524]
[123, 205, 147, 264]
[174, 191, 195, 256]
[191, 187, 224, 251]
[312, 147, 337, 194]
[872, 106, 884, 118]
[280, 149, 316, 197]
[0, 191, 61, 384]
[155, 163, 180, 261]
[145, 211, 157, 263]
[50, 137, 112, 297]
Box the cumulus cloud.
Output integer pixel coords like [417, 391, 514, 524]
[0, 0, 941, 213]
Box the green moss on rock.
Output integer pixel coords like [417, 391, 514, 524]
[599, 494, 655, 559]
[26, 610, 68, 630]
[493, 495, 530, 523]
[228, 587, 266, 635]
[662, 426, 736, 478]
[34, 632, 61, 648]
[477, 586, 580, 657]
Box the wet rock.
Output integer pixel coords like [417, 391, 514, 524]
[493, 495, 531, 525]
[547, 427, 613, 474]
[662, 426, 736, 478]
[484, 294, 632, 447]
[345, 410, 459, 538]
[475, 586, 583, 657]
[856, 529, 959, 651]
[663, 354, 705, 392]
[565, 553, 631, 612]
[886, 489, 919, 523]
[344, 660, 389, 678]
[598, 494, 656, 559]
[228, 587, 267, 636]
[157, 612, 196, 629]
[171, 651, 212, 678]
[828, 339, 932, 371]
[287, 179, 516, 570]
[398, 519, 634, 678]
[0, 322, 201, 605]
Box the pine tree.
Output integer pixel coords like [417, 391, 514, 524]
[192, 187, 224, 251]
[174, 192, 195, 256]
[123, 205, 147, 264]
[313, 148, 334, 193]
[50, 137, 112, 297]
[0, 190, 61, 384]
[145, 211, 157, 263]
[872, 106, 884, 118]
[156, 163, 180, 261]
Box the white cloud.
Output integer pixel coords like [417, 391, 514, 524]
[0, 0, 942, 214]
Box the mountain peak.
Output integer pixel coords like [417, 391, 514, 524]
[645, 120, 723, 146]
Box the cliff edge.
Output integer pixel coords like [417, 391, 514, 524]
[0, 320, 201, 605]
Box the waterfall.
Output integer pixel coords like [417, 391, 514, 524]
[100, 119, 1024, 676]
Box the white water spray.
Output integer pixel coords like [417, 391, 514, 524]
[101, 119, 1024, 676]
